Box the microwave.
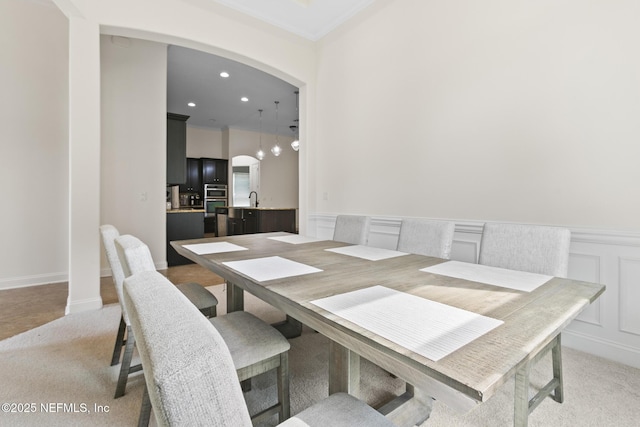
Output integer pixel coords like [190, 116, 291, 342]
[205, 184, 227, 199]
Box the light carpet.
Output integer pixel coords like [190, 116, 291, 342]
[1, 284, 639, 426]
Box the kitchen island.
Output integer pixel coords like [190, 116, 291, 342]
[225, 207, 296, 236]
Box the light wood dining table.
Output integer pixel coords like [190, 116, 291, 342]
[171, 232, 605, 427]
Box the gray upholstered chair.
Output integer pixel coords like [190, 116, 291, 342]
[396, 218, 456, 259]
[116, 234, 291, 425]
[333, 215, 371, 245]
[123, 270, 395, 427]
[478, 222, 571, 417]
[99, 224, 218, 399]
[478, 222, 570, 277]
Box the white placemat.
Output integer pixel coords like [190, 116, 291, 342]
[222, 256, 323, 282]
[311, 285, 503, 361]
[268, 235, 326, 244]
[325, 245, 408, 261]
[182, 241, 248, 255]
[421, 261, 552, 292]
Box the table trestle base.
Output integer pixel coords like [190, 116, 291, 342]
[514, 334, 564, 427]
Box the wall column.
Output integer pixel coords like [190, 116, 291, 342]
[65, 13, 102, 314]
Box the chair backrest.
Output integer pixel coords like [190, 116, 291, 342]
[123, 270, 252, 427]
[99, 224, 130, 324]
[478, 223, 571, 277]
[114, 234, 156, 278]
[397, 219, 456, 259]
[333, 215, 371, 245]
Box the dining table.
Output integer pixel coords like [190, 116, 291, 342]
[171, 232, 605, 427]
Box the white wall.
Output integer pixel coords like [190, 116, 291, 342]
[100, 36, 168, 270]
[186, 125, 223, 158]
[309, 0, 640, 369]
[314, 0, 640, 232]
[0, 0, 69, 289]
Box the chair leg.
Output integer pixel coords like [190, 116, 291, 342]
[551, 334, 564, 403]
[277, 352, 290, 422]
[199, 305, 217, 318]
[110, 315, 127, 366]
[115, 326, 136, 398]
[138, 383, 152, 427]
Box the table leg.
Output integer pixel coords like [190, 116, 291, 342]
[378, 384, 433, 427]
[272, 315, 303, 339]
[514, 361, 531, 427]
[226, 281, 244, 313]
[328, 341, 360, 396]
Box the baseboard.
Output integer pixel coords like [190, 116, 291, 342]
[0, 272, 68, 291]
[65, 297, 103, 315]
[563, 330, 640, 369]
[101, 261, 168, 279]
[1, 261, 168, 291]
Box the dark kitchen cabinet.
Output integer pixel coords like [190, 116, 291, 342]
[241, 209, 258, 234]
[258, 209, 296, 233]
[204, 216, 216, 234]
[227, 210, 257, 235]
[202, 158, 228, 184]
[226, 208, 295, 235]
[167, 211, 204, 266]
[166, 113, 189, 185]
[179, 158, 202, 193]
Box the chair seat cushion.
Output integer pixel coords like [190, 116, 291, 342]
[278, 393, 395, 427]
[210, 311, 290, 370]
[175, 282, 218, 310]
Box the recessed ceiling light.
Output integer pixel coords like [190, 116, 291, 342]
[187, 102, 196, 107]
[241, 97, 249, 102]
[220, 71, 230, 78]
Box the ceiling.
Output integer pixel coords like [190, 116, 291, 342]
[212, 0, 375, 41]
[166, 0, 376, 136]
[167, 45, 300, 136]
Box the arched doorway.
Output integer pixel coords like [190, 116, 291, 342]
[231, 155, 260, 207]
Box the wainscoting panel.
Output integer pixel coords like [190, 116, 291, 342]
[308, 213, 640, 369]
[568, 253, 602, 326]
[619, 257, 640, 336]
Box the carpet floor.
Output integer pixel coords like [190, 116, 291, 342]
[1, 284, 639, 426]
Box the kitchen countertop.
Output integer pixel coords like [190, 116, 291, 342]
[166, 208, 205, 214]
[229, 207, 297, 210]
[167, 207, 297, 214]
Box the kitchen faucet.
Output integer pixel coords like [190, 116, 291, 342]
[249, 191, 259, 207]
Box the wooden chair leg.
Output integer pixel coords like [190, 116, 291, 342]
[115, 326, 136, 398]
[138, 383, 152, 427]
[110, 316, 127, 366]
[551, 334, 564, 403]
[277, 352, 290, 422]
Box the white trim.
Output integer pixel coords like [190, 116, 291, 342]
[563, 329, 640, 370]
[65, 297, 103, 315]
[308, 213, 640, 246]
[0, 272, 68, 291]
[101, 262, 168, 279]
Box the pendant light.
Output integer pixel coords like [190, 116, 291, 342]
[290, 125, 299, 152]
[256, 109, 265, 160]
[271, 101, 282, 157]
[291, 91, 300, 152]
